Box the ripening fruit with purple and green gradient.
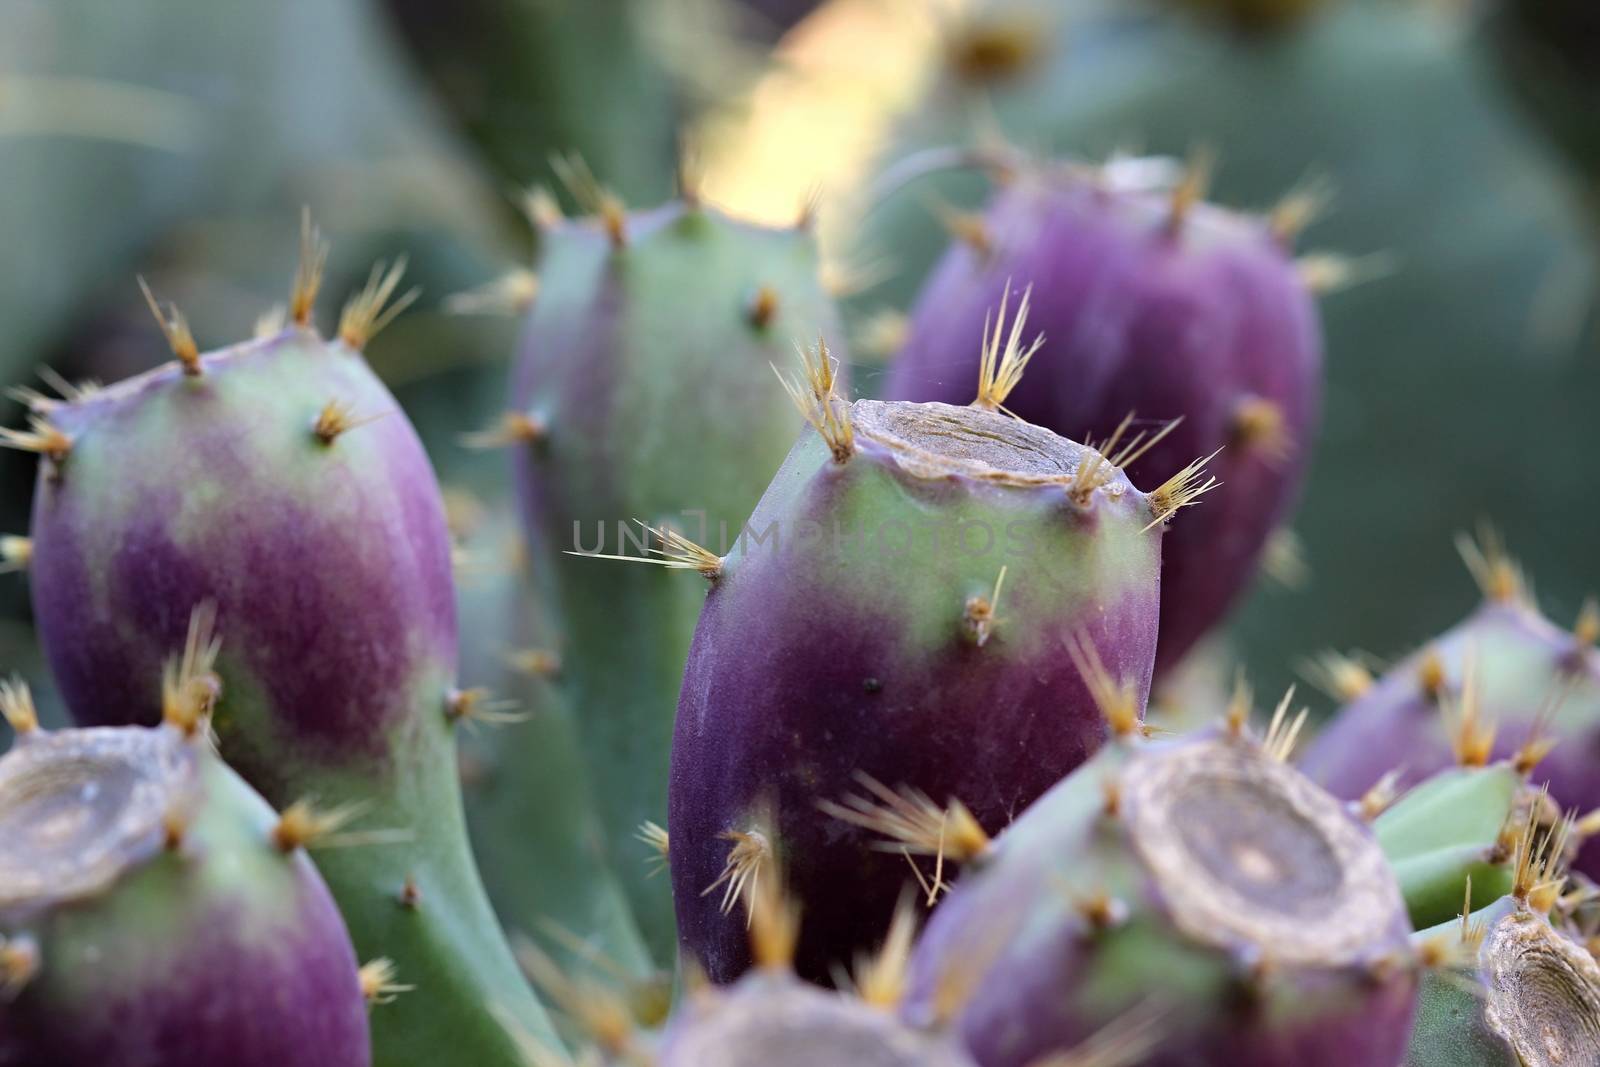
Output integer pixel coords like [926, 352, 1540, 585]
[900, 709, 1418, 1067]
[0, 716, 370, 1067]
[502, 188, 845, 962]
[885, 157, 1323, 680]
[1301, 533, 1600, 879]
[666, 311, 1209, 984]
[6, 225, 555, 1065]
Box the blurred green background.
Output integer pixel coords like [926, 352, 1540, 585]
[0, 0, 1596, 730]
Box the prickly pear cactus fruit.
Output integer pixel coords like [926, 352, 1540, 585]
[900, 693, 1418, 1067]
[1301, 535, 1600, 877]
[0, 710, 369, 1066]
[1372, 760, 1534, 930]
[505, 187, 845, 962]
[1407, 814, 1600, 1067]
[9, 234, 555, 1064]
[666, 311, 1212, 984]
[652, 850, 974, 1067]
[886, 157, 1321, 680]
[864, 0, 1599, 689]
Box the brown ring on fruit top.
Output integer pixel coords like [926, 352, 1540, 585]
[0, 726, 197, 917]
[1119, 735, 1403, 966]
[1482, 909, 1600, 1067]
[851, 399, 1130, 495]
[665, 978, 964, 1067]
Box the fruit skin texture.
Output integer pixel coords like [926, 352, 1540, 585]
[670, 398, 1163, 984]
[1301, 597, 1600, 876]
[902, 727, 1417, 1067]
[510, 201, 844, 961]
[1372, 762, 1523, 930]
[886, 164, 1321, 680]
[24, 329, 554, 1063]
[0, 726, 369, 1067]
[657, 970, 976, 1067]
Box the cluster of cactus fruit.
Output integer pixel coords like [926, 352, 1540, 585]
[3, 58, 1600, 1067]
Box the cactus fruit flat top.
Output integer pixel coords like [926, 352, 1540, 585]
[1118, 734, 1401, 967]
[0, 719, 371, 1067]
[1410, 810, 1600, 1067]
[8, 225, 556, 1064]
[659, 973, 974, 1067]
[654, 854, 976, 1067]
[0, 724, 196, 917]
[667, 307, 1203, 983]
[1478, 908, 1600, 1065]
[901, 700, 1416, 1067]
[886, 157, 1321, 682]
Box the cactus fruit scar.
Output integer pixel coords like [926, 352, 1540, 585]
[11, 221, 556, 1063]
[1301, 529, 1600, 877]
[1408, 814, 1600, 1067]
[898, 685, 1417, 1067]
[663, 294, 1217, 984]
[0, 680, 369, 1066]
[653, 854, 977, 1067]
[502, 182, 846, 962]
[885, 155, 1322, 681]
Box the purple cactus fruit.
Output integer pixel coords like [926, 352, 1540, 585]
[885, 156, 1324, 679]
[3, 219, 554, 1063]
[898, 687, 1418, 1067]
[0, 683, 369, 1067]
[1300, 531, 1600, 878]
[655, 850, 975, 1067]
[662, 296, 1214, 983]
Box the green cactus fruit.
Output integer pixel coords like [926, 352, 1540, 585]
[898, 686, 1418, 1067]
[665, 305, 1218, 983]
[1372, 761, 1533, 930]
[1302, 532, 1600, 880]
[452, 499, 668, 1016]
[504, 188, 846, 963]
[8, 233, 555, 1065]
[0, 686, 370, 1067]
[1407, 814, 1600, 1066]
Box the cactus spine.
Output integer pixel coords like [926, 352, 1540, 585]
[506, 187, 845, 962]
[0, 673, 369, 1066]
[666, 299, 1200, 982]
[899, 686, 1418, 1067]
[886, 156, 1322, 679]
[1302, 533, 1600, 877]
[12, 227, 554, 1064]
